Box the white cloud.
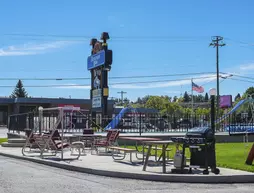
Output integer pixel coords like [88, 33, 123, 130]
[111, 75, 217, 89]
[164, 91, 181, 94]
[0, 41, 76, 56]
[224, 63, 254, 76]
[239, 63, 254, 71]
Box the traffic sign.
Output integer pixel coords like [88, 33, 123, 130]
[87, 50, 105, 70]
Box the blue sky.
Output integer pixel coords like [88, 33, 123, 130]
[0, 0, 253, 101]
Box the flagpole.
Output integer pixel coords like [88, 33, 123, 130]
[191, 78, 194, 128]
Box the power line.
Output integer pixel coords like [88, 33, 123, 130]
[0, 74, 251, 89]
[229, 77, 254, 84]
[2, 33, 211, 40]
[232, 74, 254, 81]
[0, 75, 217, 88]
[224, 38, 254, 47]
[0, 71, 216, 81]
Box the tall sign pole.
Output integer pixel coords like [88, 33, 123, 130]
[87, 32, 113, 129]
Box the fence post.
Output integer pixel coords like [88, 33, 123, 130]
[38, 107, 43, 134]
[139, 112, 142, 136]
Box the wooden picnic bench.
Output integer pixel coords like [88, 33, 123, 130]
[144, 146, 172, 161]
[108, 146, 138, 163]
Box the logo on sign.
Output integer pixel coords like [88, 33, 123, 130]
[93, 69, 102, 89]
[87, 50, 105, 70]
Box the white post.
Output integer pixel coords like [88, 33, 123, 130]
[60, 108, 64, 160]
[191, 79, 194, 128]
[38, 106, 43, 134]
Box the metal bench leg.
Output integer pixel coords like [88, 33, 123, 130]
[155, 145, 158, 161]
[112, 150, 126, 161]
[143, 145, 152, 171]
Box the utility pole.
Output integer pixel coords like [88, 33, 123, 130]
[117, 91, 127, 105]
[209, 36, 226, 118]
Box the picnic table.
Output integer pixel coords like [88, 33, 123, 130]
[119, 137, 161, 162]
[142, 140, 174, 173]
[70, 134, 103, 153]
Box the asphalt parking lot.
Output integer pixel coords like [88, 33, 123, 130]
[0, 155, 254, 193]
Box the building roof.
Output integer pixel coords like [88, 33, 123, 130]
[0, 97, 114, 105]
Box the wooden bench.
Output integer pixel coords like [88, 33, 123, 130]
[71, 141, 86, 156]
[144, 146, 172, 161]
[108, 146, 138, 163]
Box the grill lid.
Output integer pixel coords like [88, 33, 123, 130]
[186, 127, 214, 139]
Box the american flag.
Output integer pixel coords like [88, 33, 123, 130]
[192, 82, 204, 93]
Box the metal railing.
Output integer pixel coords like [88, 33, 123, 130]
[8, 111, 210, 134]
[8, 110, 90, 134]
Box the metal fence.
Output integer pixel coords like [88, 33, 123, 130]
[102, 112, 210, 133]
[8, 109, 253, 134]
[8, 111, 210, 134]
[218, 112, 254, 135]
[8, 109, 90, 134]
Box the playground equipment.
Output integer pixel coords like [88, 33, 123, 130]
[245, 144, 254, 165]
[216, 97, 254, 135]
[219, 94, 254, 166]
[104, 107, 160, 132]
[22, 106, 89, 160]
[104, 107, 129, 130]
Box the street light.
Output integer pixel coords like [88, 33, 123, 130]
[209, 88, 221, 174]
[38, 106, 43, 111]
[209, 88, 216, 134]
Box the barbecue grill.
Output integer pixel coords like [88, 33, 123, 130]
[171, 127, 220, 175]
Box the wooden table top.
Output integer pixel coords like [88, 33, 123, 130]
[72, 134, 102, 137]
[119, 137, 161, 141]
[144, 140, 174, 145]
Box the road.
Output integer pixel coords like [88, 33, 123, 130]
[0, 156, 253, 193]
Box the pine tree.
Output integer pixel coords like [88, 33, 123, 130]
[183, 91, 190, 102]
[234, 93, 241, 101]
[204, 92, 209, 102]
[10, 80, 28, 98]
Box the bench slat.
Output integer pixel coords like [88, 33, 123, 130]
[109, 146, 137, 152]
[144, 146, 172, 151]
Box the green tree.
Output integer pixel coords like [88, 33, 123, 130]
[173, 96, 178, 102]
[10, 80, 28, 98]
[243, 87, 254, 98]
[145, 96, 165, 111]
[196, 94, 205, 102]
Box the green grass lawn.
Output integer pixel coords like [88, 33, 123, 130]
[0, 138, 7, 144]
[123, 142, 254, 172]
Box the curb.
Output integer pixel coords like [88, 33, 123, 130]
[0, 152, 254, 183]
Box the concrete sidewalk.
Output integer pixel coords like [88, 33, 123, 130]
[0, 127, 8, 138]
[0, 146, 253, 183]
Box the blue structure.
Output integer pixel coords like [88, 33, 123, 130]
[215, 98, 254, 134]
[104, 107, 129, 130]
[104, 107, 159, 130]
[216, 99, 248, 124]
